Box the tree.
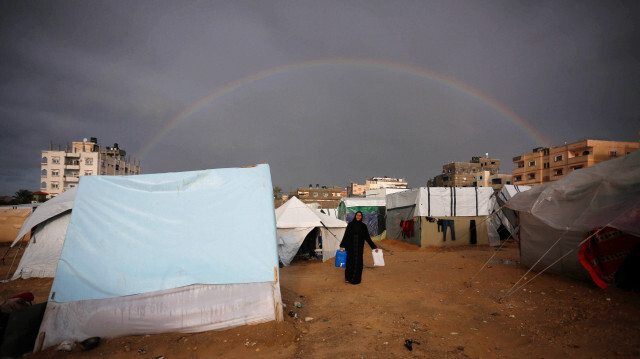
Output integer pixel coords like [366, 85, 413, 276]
[13, 189, 33, 204]
[273, 186, 282, 199]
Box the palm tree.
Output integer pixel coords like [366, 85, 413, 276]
[273, 186, 282, 199]
[13, 189, 33, 204]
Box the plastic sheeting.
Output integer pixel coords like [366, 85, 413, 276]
[507, 151, 640, 280]
[10, 188, 76, 247]
[11, 212, 71, 280]
[386, 187, 496, 217]
[50, 165, 278, 302]
[507, 151, 640, 237]
[39, 282, 282, 349]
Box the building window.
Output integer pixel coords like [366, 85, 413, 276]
[86, 158, 93, 165]
[52, 170, 59, 177]
[554, 169, 563, 176]
[573, 165, 583, 171]
[543, 162, 549, 169]
[515, 175, 522, 181]
[528, 161, 535, 166]
[312, 192, 318, 197]
[115, 164, 120, 171]
[582, 150, 590, 156]
[41, 157, 47, 164]
[41, 181, 46, 189]
[517, 161, 524, 168]
[41, 169, 47, 177]
[610, 151, 617, 157]
[84, 171, 92, 176]
[51, 182, 59, 189]
[323, 192, 329, 197]
[52, 157, 60, 164]
[528, 173, 535, 180]
[554, 155, 563, 162]
[506, 180, 511, 185]
[479, 175, 483, 180]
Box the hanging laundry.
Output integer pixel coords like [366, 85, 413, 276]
[442, 220, 455, 241]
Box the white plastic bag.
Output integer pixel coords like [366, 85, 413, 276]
[372, 249, 385, 267]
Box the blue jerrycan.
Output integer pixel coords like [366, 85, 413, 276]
[335, 248, 347, 268]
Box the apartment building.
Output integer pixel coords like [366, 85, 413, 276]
[365, 177, 408, 190]
[40, 137, 141, 198]
[347, 182, 366, 197]
[428, 156, 504, 188]
[290, 185, 343, 208]
[512, 139, 639, 186]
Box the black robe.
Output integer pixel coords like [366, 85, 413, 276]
[340, 219, 377, 284]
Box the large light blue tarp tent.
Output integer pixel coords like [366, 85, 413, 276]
[37, 165, 282, 349]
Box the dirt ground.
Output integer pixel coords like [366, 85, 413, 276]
[1, 239, 639, 359]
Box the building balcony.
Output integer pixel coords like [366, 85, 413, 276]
[64, 176, 79, 183]
[568, 156, 590, 166]
[65, 164, 80, 170]
[66, 153, 81, 158]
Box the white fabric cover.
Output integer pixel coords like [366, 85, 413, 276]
[507, 151, 640, 237]
[10, 188, 76, 247]
[11, 212, 71, 280]
[386, 187, 496, 216]
[275, 197, 346, 265]
[40, 282, 281, 349]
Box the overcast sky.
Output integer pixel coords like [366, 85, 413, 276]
[1, 1, 638, 195]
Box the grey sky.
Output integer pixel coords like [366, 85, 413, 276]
[1, 1, 638, 195]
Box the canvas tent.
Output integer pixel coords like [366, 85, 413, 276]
[275, 196, 347, 265]
[507, 151, 640, 284]
[8, 188, 77, 280]
[37, 165, 282, 350]
[386, 187, 500, 247]
[337, 197, 386, 239]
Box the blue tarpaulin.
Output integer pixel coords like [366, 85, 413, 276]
[49, 164, 278, 303]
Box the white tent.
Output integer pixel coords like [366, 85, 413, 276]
[37, 165, 282, 350]
[9, 188, 77, 280]
[489, 185, 531, 241]
[507, 151, 640, 281]
[275, 197, 347, 266]
[386, 187, 500, 247]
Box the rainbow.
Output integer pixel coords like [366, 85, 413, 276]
[137, 58, 550, 159]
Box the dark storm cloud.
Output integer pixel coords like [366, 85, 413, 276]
[1, 0, 638, 195]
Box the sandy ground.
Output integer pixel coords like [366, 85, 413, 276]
[0, 209, 31, 243]
[1, 239, 639, 359]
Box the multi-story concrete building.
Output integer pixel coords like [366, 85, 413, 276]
[347, 182, 366, 197]
[290, 185, 343, 208]
[40, 137, 141, 198]
[512, 139, 639, 186]
[428, 156, 503, 188]
[365, 177, 408, 190]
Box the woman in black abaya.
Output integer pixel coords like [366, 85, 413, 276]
[340, 211, 378, 285]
